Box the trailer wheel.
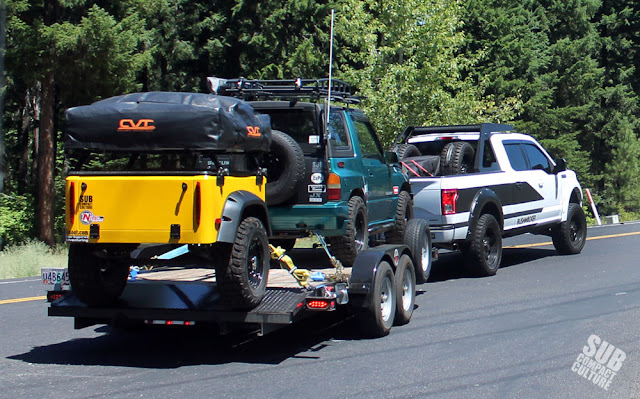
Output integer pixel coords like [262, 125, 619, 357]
[327, 196, 368, 267]
[403, 218, 432, 283]
[551, 203, 587, 255]
[359, 261, 395, 337]
[464, 213, 502, 276]
[68, 244, 131, 306]
[216, 217, 269, 309]
[264, 130, 305, 206]
[387, 190, 413, 244]
[394, 254, 416, 326]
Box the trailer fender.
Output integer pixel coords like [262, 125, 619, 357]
[217, 191, 271, 243]
[348, 244, 409, 308]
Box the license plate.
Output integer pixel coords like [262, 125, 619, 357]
[41, 268, 70, 286]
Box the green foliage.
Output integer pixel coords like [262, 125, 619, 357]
[0, 192, 34, 247]
[337, 0, 499, 145]
[4, 0, 640, 250]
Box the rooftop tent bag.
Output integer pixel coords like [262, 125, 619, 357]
[64, 92, 271, 152]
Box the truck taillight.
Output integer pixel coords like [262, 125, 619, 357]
[68, 182, 75, 227]
[441, 189, 458, 215]
[194, 182, 201, 230]
[327, 173, 341, 201]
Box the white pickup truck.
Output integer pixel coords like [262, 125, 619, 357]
[392, 123, 587, 277]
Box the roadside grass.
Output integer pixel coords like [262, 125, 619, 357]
[0, 240, 68, 279]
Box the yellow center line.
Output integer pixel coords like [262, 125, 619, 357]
[505, 230, 640, 249]
[0, 296, 47, 305]
[2, 231, 640, 305]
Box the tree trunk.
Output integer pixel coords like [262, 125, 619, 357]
[37, 72, 55, 246]
[18, 88, 37, 194]
[30, 85, 40, 185]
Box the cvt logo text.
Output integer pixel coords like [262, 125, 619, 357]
[247, 126, 261, 137]
[571, 334, 626, 391]
[118, 119, 156, 132]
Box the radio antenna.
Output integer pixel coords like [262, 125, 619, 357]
[325, 9, 335, 141]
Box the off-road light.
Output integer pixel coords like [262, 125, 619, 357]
[441, 189, 458, 215]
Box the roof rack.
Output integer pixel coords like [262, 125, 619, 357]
[207, 77, 361, 104]
[392, 123, 514, 147]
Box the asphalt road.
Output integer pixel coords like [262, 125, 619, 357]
[1, 222, 639, 399]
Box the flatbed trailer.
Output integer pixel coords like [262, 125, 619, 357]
[46, 241, 429, 338]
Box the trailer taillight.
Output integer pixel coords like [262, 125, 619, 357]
[441, 189, 458, 215]
[327, 173, 341, 201]
[68, 182, 75, 227]
[145, 320, 196, 326]
[194, 182, 201, 230]
[307, 299, 336, 310]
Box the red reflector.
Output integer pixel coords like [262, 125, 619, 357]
[307, 300, 330, 309]
[215, 218, 222, 229]
[441, 189, 458, 215]
[194, 182, 201, 230]
[337, 162, 345, 168]
[68, 182, 75, 227]
[47, 292, 65, 302]
[296, 302, 304, 308]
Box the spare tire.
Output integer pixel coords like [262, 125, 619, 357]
[440, 142, 474, 175]
[264, 130, 305, 205]
[391, 143, 421, 160]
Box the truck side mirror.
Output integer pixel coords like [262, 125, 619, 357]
[384, 151, 399, 165]
[553, 158, 567, 174]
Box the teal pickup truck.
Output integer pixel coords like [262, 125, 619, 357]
[209, 78, 413, 267]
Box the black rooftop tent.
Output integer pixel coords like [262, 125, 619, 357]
[64, 92, 272, 153]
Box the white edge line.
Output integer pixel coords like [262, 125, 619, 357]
[0, 277, 41, 285]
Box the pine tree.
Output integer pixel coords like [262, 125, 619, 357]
[4, 1, 149, 245]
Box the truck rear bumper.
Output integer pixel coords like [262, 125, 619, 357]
[431, 224, 456, 244]
[268, 202, 349, 237]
